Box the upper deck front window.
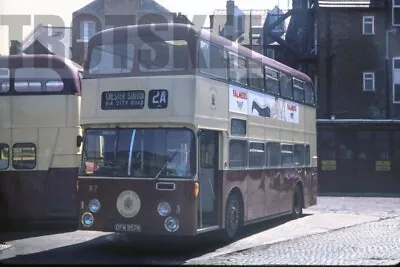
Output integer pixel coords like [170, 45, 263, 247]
[89, 43, 134, 74]
[138, 40, 189, 72]
[80, 128, 196, 179]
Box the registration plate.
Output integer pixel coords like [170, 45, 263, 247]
[115, 223, 142, 232]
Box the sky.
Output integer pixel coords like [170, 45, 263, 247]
[0, 0, 290, 55]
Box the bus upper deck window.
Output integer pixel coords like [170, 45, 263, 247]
[0, 81, 10, 93]
[138, 40, 189, 72]
[45, 81, 64, 92]
[0, 68, 10, 79]
[89, 43, 134, 74]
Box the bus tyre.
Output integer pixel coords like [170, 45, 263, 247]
[291, 185, 303, 219]
[221, 192, 242, 242]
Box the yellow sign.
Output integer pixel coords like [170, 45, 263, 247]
[321, 160, 336, 171]
[375, 160, 390, 171]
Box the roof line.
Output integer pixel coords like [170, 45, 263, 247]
[20, 23, 43, 46]
[40, 25, 72, 29]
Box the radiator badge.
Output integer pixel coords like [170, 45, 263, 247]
[116, 190, 141, 218]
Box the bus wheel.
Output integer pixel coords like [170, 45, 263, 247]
[222, 192, 242, 242]
[291, 184, 303, 219]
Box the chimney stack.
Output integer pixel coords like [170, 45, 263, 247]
[226, 0, 235, 41]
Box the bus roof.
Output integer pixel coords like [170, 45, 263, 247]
[0, 54, 82, 72]
[88, 23, 312, 83]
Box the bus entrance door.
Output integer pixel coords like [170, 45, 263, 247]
[198, 129, 219, 229]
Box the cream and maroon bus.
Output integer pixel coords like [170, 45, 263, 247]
[0, 54, 82, 230]
[77, 23, 317, 241]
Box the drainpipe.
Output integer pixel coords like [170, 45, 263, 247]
[385, 28, 390, 119]
[386, 25, 396, 119]
[326, 11, 332, 118]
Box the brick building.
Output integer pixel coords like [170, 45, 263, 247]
[316, 0, 400, 194]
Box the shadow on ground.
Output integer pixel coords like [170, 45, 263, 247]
[0, 222, 77, 243]
[0, 214, 312, 264]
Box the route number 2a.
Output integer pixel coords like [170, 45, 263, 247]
[148, 89, 168, 109]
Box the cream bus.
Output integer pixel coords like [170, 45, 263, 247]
[0, 54, 82, 230]
[77, 23, 318, 241]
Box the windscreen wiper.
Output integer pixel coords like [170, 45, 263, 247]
[154, 150, 178, 180]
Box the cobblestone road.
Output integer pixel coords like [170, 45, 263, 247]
[307, 196, 400, 218]
[188, 216, 400, 266]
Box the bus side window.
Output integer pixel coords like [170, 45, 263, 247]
[14, 68, 63, 93]
[0, 81, 10, 93]
[305, 144, 310, 166]
[231, 118, 246, 136]
[304, 82, 316, 105]
[293, 78, 305, 103]
[265, 67, 280, 95]
[280, 73, 293, 99]
[198, 40, 228, 79]
[0, 144, 9, 170]
[266, 142, 281, 167]
[0, 68, 10, 93]
[281, 144, 294, 167]
[228, 53, 248, 86]
[229, 139, 248, 168]
[248, 60, 264, 90]
[12, 143, 36, 170]
[293, 144, 305, 166]
[249, 142, 265, 167]
[200, 139, 215, 168]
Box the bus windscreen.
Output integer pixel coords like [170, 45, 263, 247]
[80, 128, 196, 179]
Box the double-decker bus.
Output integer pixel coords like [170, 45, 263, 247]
[77, 23, 317, 241]
[0, 54, 82, 230]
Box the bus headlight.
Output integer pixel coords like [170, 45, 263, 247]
[164, 216, 179, 232]
[88, 199, 101, 213]
[157, 202, 171, 216]
[81, 212, 94, 227]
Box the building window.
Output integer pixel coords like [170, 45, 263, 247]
[393, 58, 400, 103]
[12, 143, 36, 169]
[393, 0, 400, 26]
[80, 21, 96, 42]
[362, 16, 374, 35]
[363, 72, 375, 92]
